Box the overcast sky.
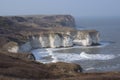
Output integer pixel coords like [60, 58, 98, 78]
[0, 0, 120, 17]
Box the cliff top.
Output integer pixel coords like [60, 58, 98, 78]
[0, 15, 98, 45]
[0, 15, 76, 35]
[0, 15, 75, 45]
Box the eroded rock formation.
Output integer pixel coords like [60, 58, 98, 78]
[0, 15, 99, 53]
[73, 30, 100, 46]
[3, 30, 99, 53]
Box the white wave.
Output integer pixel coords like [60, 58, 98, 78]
[31, 48, 117, 63]
[52, 53, 80, 62]
[45, 42, 110, 52]
[31, 49, 59, 63]
[79, 52, 115, 60]
[85, 67, 95, 71]
[51, 52, 116, 62]
[51, 56, 58, 63]
[31, 49, 49, 60]
[41, 52, 115, 64]
[46, 49, 58, 63]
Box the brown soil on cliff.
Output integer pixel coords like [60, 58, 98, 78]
[0, 52, 51, 79]
[0, 52, 81, 80]
[0, 52, 120, 80]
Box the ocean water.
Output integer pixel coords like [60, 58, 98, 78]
[31, 17, 120, 72]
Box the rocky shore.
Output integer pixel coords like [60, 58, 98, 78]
[1, 52, 120, 80]
[0, 15, 120, 80]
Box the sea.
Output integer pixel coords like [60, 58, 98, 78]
[31, 17, 120, 72]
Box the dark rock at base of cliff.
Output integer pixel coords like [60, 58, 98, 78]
[0, 52, 82, 79]
[47, 62, 82, 73]
[0, 51, 35, 61]
[0, 52, 51, 79]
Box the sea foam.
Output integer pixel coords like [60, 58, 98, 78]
[31, 49, 49, 60]
[79, 52, 115, 60]
[31, 41, 112, 63]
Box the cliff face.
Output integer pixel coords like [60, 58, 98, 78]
[8, 30, 99, 53]
[25, 33, 73, 48]
[0, 15, 100, 53]
[0, 15, 75, 51]
[74, 30, 100, 46]
[3, 30, 99, 53]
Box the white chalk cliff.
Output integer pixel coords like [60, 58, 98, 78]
[1, 15, 99, 53]
[73, 30, 100, 46]
[15, 30, 100, 53]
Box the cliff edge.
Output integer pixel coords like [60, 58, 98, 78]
[0, 15, 99, 53]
